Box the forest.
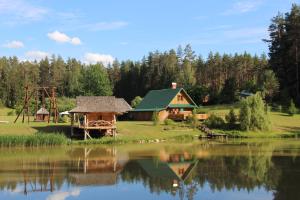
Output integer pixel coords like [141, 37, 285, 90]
[0, 4, 299, 109]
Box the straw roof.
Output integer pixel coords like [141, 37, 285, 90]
[36, 107, 49, 115]
[69, 96, 132, 113]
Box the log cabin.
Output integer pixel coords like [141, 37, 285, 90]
[131, 83, 207, 121]
[69, 96, 132, 139]
[35, 107, 50, 122]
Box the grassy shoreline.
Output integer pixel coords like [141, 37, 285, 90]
[0, 106, 299, 147]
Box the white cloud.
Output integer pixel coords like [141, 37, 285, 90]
[0, 0, 47, 22]
[46, 188, 80, 200]
[222, 0, 263, 15]
[71, 37, 81, 45]
[84, 52, 114, 66]
[25, 51, 50, 61]
[86, 21, 128, 31]
[3, 40, 24, 48]
[47, 31, 81, 45]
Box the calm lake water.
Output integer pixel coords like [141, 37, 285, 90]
[0, 139, 299, 200]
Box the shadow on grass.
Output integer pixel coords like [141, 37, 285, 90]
[279, 126, 300, 135]
[135, 123, 155, 127]
[278, 113, 292, 117]
[32, 125, 71, 137]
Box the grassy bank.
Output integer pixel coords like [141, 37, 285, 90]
[0, 106, 299, 147]
[0, 133, 69, 147]
[206, 108, 300, 138]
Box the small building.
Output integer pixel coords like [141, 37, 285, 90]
[35, 107, 50, 122]
[59, 111, 70, 117]
[131, 83, 207, 121]
[69, 96, 132, 139]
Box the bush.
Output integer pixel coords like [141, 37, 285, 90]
[186, 109, 198, 129]
[164, 119, 175, 126]
[152, 110, 159, 126]
[7, 110, 15, 116]
[59, 115, 69, 123]
[288, 99, 297, 116]
[278, 105, 282, 113]
[131, 96, 143, 108]
[225, 108, 237, 128]
[0, 99, 4, 108]
[239, 93, 270, 131]
[204, 113, 225, 129]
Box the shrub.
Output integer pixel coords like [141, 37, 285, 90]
[152, 110, 159, 126]
[225, 108, 237, 128]
[239, 93, 270, 131]
[0, 99, 4, 108]
[131, 96, 143, 108]
[164, 119, 175, 126]
[204, 113, 225, 129]
[187, 109, 198, 129]
[59, 115, 69, 123]
[7, 110, 15, 116]
[278, 105, 283, 113]
[288, 99, 297, 116]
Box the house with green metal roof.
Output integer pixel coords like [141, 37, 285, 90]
[131, 83, 201, 121]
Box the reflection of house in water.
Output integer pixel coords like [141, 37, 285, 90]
[0, 147, 128, 195]
[137, 154, 198, 188]
[68, 147, 128, 186]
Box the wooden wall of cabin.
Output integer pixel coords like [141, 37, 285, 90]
[36, 114, 49, 121]
[86, 113, 116, 123]
[170, 91, 193, 105]
[131, 111, 153, 121]
[131, 110, 169, 121]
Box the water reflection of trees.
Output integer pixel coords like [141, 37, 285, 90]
[120, 142, 299, 200]
[0, 141, 299, 200]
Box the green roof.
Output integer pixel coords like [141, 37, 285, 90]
[133, 88, 197, 112]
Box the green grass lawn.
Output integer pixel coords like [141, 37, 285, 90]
[0, 105, 299, 142]
[205, 106, 300, 137]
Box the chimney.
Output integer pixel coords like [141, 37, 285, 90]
[171, 82, 177, 89]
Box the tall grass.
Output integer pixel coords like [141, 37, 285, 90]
[0, 133, 69, 147]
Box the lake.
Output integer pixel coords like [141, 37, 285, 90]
[0, 139, 299, 200]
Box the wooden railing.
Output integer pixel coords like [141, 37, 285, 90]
[78, 120, 115, 129]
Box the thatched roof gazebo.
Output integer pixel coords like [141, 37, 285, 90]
[69, 96, 132, 139]
[35, 107, 50, 122]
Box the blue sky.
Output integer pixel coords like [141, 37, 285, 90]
[0, 0, 298, 64]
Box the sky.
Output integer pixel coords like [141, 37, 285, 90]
[0, 0, 298, 64]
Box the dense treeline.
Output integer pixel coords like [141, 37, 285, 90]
[0, 50, 272, 108]
[266, 4, 300, 104]
[0, 56, 112, 108]
[0, 4, 299, 108]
